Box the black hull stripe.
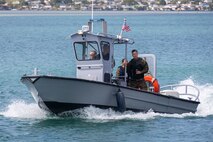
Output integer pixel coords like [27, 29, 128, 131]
[44, 102, 149, 114]
[43, 102, 196, 115]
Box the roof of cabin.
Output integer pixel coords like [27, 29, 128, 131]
[71, 32, 134, 45]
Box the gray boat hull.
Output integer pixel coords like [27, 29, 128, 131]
[21, 75, 199, 114]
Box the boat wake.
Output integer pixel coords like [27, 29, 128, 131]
[0, 100, 48, 119]
[1, 78, 213, 121]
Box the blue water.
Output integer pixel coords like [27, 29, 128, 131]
[0, 12, 213, 141]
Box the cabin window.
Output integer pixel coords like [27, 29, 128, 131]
[74, 41, 100, 61]
[101, 41, 110, 60]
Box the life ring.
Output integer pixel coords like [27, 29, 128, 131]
[144, 76, 160, 93]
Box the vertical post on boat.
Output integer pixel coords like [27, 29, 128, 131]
[119, 19, 125, 38]
[124, 43, 127, 83]
[91, 0, 94, 33]
[102, 20, 107, 34]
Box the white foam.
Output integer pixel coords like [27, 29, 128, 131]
[71, 106, 157, 121]
[176, 77, 213, 117]
[0, 100, 48, 119]
[1, 78, 212, 121]
[195, 84, 213, 116]
[63, 106, 198, 122]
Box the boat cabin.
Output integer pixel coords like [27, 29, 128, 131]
[71, 19, 133, 84]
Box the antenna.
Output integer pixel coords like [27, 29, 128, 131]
[91, 0, 94, 33]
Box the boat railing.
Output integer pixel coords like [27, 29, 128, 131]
[160, 84, 200, 102]
[111, 76, 126, 86]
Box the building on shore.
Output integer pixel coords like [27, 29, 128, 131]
[0, 0, 212, 11]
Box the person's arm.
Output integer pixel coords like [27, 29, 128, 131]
[141, 61, 149, 74]
[136, 60, 149, 75]
[116, 67, 120, 77]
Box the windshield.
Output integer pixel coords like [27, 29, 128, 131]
[74, 41, 100, 61]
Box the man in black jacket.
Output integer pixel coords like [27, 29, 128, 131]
[127, 49, 149, 90]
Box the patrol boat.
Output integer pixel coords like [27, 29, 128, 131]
[21, 19, 200, 114]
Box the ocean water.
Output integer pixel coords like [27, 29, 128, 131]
[0, 11, 213, 141]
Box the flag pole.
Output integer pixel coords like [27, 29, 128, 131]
[91, 0, 94, 33]
[119, 28, 123, 38]
[119, 18, 125, 38]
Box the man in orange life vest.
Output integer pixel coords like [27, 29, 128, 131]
[127, 49, 149, 90]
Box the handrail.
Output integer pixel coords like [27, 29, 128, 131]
[98, 33, 134, 45]
[160, 84, 200, 102]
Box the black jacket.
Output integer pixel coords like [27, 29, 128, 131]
[127, 57, 149, 80]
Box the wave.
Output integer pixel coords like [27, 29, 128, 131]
[1, 78, 212, 121]
[0, 100, 48, 119]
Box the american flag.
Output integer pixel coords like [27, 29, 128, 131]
[122, 19, 131, 32]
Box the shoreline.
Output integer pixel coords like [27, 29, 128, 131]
[0, 10, 213, 17]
